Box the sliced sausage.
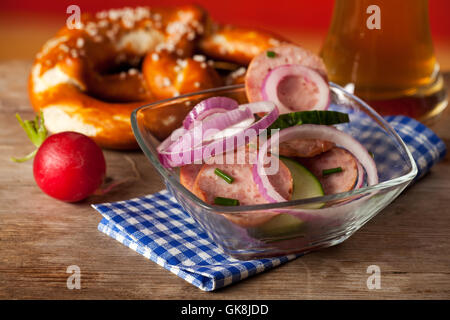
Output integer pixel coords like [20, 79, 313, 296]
[204, 143, 258, 166]
[179, 164, 202, 192]
[245, 44, 328, 104]
[297, 147, 358, 195]
[279, 138, 335, 158]
[180, 144, 257, 193]
[192, 159, 293, 206]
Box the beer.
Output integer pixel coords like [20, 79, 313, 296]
[321, 0, 447, 121]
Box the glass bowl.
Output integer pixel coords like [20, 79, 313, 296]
[131, 84, 417, 260]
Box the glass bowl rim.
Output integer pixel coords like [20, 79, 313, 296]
[131, 83, 418, 213]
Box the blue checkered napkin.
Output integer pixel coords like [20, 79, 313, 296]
[92, 115, 445, 291]
[384, 116, 446, 180]
[94, 190, 300, 291]
[328, 106, 446, 182]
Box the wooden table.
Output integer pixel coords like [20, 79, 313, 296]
[0, 60, 449, 300]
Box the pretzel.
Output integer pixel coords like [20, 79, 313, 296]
[142, 50, 223, 100]
[29, 6, 287, 149]
[29, 6, 209, 149]
[198, 24, 287, 65]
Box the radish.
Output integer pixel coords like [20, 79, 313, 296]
[12, 112, 106, 202]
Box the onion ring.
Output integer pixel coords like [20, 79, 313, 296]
[183, 97, 239, 130]
[158, 100, 279, 168]
[254, 124, 378, 203]
[262, 64, 330, 114]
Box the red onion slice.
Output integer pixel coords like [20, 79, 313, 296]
[158, 101, 279, 168]
[163, 106, 254, 153]
[254, 124, 378, 203]
[355, 161, 365, 189]
[183, 97, 239, 130]
[262, 64, 330, 114]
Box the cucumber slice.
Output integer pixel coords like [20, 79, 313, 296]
[268, 110, 349, 131]
[249, 157, 324, 242]
[281, 157, 324, 209]
[248, 214, 306, 241]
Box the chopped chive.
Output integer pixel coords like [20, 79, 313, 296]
[214, 168, 234, 184]
[214, 197, 240, 206]
[369, 151, 375, 158]
[322, 167, 343, 176]
[266, 51, 276, 58]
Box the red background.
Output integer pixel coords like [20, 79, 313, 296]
[1, 0, 449, 67]
[1, 0, 449, 40]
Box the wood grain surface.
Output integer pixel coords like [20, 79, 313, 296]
[0, 61, 449, 300]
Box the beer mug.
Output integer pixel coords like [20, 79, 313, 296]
[321, 0, 447, 122]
